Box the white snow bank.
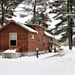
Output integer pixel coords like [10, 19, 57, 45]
[62, 52, 75, 61]
[59, 46, 75, 61]
[60, 46, 73, 54]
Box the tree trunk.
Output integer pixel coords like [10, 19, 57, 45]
[68, 18, 73, 50]
[33, 0, 36, 24]
[67, 0, 73, 50]
[1, 0, 4, 26]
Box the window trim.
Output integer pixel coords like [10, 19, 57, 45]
[9, 33, 17, 47]
[31, 34, 34, 39]
[43, 37, 46, 46]
[43, 42, 46, 46]
[39, 28, 42, 32]
[43, 37, 46, 43]
[38, 36, 41, 42]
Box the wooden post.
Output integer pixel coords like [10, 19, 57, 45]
[36, 48, 39, 58]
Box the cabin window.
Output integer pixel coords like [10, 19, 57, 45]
[39, 28, 42, 32]
[43, 37, 46, 46]
[9, 33, 17, 46]
[31, 34, 34, 39]
[43, 37, 46, 42]
[38, 36, 41, 41]
[43, 43, 46, 46]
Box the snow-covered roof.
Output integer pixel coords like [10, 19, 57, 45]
[0, 20, 38, 33]
[16, 22, 38, 33]
[3, 49, 16, 53]
[44, 31, 54, 37]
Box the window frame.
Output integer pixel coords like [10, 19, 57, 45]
[9, 33, 17, 47]
[43, 37, 46, 46]
[38, 36, 41, 42]
[31, 34, 34, 39]
[39, 28, 42, 32]
[43, 37, 46, 43]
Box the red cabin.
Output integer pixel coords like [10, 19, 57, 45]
[0, 20, 59, 57]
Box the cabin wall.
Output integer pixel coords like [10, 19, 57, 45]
[27, 26, 52, 54]
[28, 32, 38, 52]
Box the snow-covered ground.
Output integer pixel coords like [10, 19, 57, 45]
[0, 46, 75, 75]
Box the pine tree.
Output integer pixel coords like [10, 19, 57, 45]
[16, 0, 51, 28]
[49, 0, 75, 49]
[0, 0, 24, 26]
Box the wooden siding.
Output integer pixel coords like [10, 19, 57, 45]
[0, 22, 28, 52]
